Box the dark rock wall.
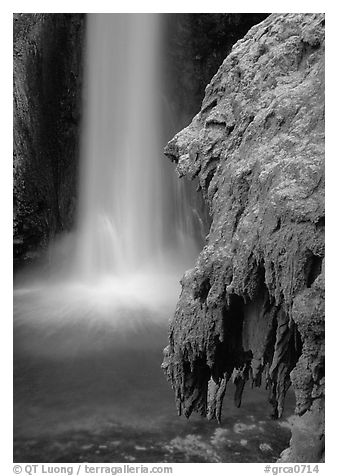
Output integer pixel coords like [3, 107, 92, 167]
[13, 13, 85, 264]
[163, 14, 269, 133]
[162, 13, 324, 462]
[13, 13, 268, 264]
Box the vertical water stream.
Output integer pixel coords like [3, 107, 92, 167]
[13, 14, 294, 463]
[76, 13, 197, 279]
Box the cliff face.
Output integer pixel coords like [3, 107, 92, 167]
[163, 13, 324, 462]
[163, 13, 269, 130]
[13, 14, 84, 264]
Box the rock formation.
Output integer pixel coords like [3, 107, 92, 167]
[13, 13, 268, 265]
[162, 13, 324, 462]
[13, 14, 84, 264]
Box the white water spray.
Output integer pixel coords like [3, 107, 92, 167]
[14, 14, 201, 354]
[78, 15, 161, 276]
[76, 13, 197, 280]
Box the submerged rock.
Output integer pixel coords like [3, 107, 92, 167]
[162, 13, 324, 462]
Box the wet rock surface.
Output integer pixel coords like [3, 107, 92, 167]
[13, 14, 84, 264]
[163, 13, 324, 462]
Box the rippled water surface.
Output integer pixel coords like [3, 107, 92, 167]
[14, 281, 294, 463]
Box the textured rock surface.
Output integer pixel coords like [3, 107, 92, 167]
[162, 13, 324, 462]
[13, 14, 84, 264]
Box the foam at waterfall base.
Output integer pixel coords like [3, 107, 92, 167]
[14, 270, 180, 359]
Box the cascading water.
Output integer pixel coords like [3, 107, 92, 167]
[76, 13, 198, 281]
[78, 14, 161, 276]
[13, 13, 202, 359]
[14, 13, 201, 330]
[13, 14, 295, 463]
[13, 13, 208, 452]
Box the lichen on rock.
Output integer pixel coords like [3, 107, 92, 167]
[162, 13, 324, 462]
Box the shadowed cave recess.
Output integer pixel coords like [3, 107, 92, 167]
[13, 13, 324, 463]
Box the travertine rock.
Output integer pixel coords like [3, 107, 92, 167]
[162, 13, 324, 462]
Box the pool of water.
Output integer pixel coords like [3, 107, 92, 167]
[13, 283, 294, 463]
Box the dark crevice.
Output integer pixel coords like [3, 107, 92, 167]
[222, 294, 246, 358]
[197, 278, 211, 303]
[298, 39, 322, 69]
[201, 98, 218, 114]
[204, 167, 217, 191]
[305, 253, 323, 287]
[273, 217, 281, 232]
[227, 124, 235, 134]
[315, 216, 325, 229]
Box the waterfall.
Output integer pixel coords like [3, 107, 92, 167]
[75, 13, 198, 280]
[14, 14, 203, 353]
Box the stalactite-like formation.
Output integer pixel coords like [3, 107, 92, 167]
[162, 13, 324, 462]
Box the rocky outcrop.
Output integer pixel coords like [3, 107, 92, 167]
[162, 13, 324, 462]
[13, 14, 84, 264]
